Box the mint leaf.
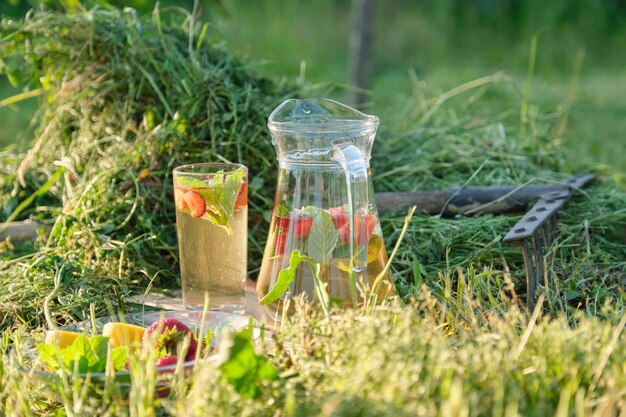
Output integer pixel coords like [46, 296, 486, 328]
[175, 176, 208, 189]
[198, 167, 246, 229]
[367, 234, 384, 263]
[88, 336, 109, 371]
[307, 210, 338, 265]
[219, 326, 278, 398]
[65, 335, 109, 373]
[275, 204, 290, 217]
[332, 258, 352, 273]
[259, 250, 306, 305]
[212, 167, 246, 224]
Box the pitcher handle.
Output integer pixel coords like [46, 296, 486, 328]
[333, 142, 369, 272]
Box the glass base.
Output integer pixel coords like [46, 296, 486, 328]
[183, 292, 246, 314]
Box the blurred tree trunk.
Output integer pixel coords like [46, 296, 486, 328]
[347, 0, 375, 108]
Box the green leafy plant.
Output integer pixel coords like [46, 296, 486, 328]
[37, 335, 128, 374]
[218, 326, 278, 399]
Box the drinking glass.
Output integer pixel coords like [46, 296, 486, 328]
[173, 163, 248, 311]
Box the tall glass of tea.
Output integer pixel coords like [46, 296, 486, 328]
[173, 163, 248, 312]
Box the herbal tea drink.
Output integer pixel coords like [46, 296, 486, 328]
[173, 163, 248, 311]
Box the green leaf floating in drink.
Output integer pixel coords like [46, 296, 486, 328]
[175, 167, 246, 232]
[307, 209, 338, 265]
[275, 204, 290, 217]
[175, 176, 208, 189]
[259, 250, 307, 305]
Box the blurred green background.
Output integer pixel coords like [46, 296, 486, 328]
[1, 0, 625, 176]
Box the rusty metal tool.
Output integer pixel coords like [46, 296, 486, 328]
[502, 172, 596, 311]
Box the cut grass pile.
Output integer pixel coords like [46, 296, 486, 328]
[0, 5, 624, 416]
[0, 6, 293, 328]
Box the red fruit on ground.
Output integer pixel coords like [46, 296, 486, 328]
[155, 355, 178, 368]
[142, 318, 197, 359]
[185, 338, 198, 361]
[174, 188, 188, 210]
[143, 318, 192, 342]
[294, 216, 313, 237]
[154, 355, 178, 397]
[274, 230, 288, 256]
[182, 191, 206, 218]
[234, 181, 248, 210]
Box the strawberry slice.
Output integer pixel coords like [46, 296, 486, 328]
[275, 214, 313, 237]
[359, 214, 377, 243]
[174, 188, 188, 210]
[274, 230, 288, 256]
[234, 181, 248, 210]
[337, 223, 349, 245]
[337, 213, 376, 245]
[275, 215, 290, 230]
[327, 207, 345, 217]
[182, 191, 206, 218]
[293, 216, 313, 237]
[328, 207, 348, 230]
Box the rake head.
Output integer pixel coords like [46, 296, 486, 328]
[502, 173, 596, 311]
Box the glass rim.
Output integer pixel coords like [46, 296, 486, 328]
[267, 97, 379, 134]
[173, 162, 248, 176]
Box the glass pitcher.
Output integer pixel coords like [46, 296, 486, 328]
[256, 98, 394, 312]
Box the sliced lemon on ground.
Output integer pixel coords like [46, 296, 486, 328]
[44, 329, 81, 348]
[102, 322, 146, 348]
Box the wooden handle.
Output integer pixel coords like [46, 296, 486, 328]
[375, 184, 568, 216]
[0, 221, 52, 242]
